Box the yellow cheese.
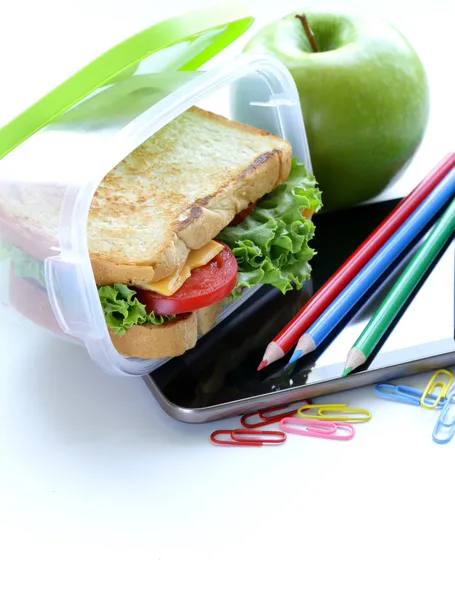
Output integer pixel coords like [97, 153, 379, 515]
[186, 240, 224, 270]
[143, 266, 191, 296]
[140, 241, 223, 296]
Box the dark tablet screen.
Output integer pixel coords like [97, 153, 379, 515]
[146, 199, 455, 416]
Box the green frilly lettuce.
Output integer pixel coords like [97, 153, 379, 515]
[98, 283, 175, 336]
[0, 239, 46, 288]
[218, 158, 322, 295]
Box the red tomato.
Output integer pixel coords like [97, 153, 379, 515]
[135, 244, 238, 315]
[230, 202, 256, 225]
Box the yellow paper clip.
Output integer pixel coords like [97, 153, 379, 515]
[420, 369, 453, 409]
[316, 406, 371, 423]
[296, 404, 344, 419]
[296, 404, 371, 423]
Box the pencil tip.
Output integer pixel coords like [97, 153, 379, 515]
[287, 349, 302, 366]
[257, 360, 268, 372]
[344, 347, 366, 375]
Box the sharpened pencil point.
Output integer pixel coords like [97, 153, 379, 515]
[259, 342, 285, 369]
[344, 347, 366, 375]
[287, 349, 302, 366]
[286, 334, 316, 366]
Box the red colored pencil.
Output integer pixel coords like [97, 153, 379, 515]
[258, 152, 455, 370]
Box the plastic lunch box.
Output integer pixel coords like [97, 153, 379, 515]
[0, 1, 312, 376]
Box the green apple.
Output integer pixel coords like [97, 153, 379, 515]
[244, 10, 430, 211]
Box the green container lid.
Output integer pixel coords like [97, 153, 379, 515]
[0, 1, 253, 160]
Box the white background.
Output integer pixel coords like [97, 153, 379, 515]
[0, 1, 454, 598]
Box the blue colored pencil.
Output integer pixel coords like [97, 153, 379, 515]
[287, 166, 455, 365]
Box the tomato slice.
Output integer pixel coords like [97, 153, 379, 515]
[135, 244, 238, 315]
[230, 202, 256, 225]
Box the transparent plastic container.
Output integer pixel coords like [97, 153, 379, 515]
[0, 3, 311, 376]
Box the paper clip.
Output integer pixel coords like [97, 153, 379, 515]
[432, 396, 455, 444]
[296, 403, 371, 423]
[240, 400, 311, 429]
[210, 429, 286, 446]
[420, 369, 453, 409]
[374, 383, 447, 408]
[280, 417, 355, 441]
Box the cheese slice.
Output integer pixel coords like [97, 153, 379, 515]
[144, 265, 192, 296]
[140, 241, 223, 296]
[185, 240, 224, 270]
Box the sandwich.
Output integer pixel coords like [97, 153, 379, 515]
[0, 107, 322, 359]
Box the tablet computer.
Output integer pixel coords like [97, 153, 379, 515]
[144, 198, 455, 422]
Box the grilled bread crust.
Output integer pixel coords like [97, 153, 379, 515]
[90, 107, 291, 286]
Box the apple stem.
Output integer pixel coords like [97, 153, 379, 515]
[295, 14, 319, 52]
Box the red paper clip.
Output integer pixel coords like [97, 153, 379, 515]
[210, 429, 286, 446]
[240, 400, 312, 429]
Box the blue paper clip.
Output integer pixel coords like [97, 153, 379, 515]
[432, 394, 455, 444]
[374, 383, 446, 407]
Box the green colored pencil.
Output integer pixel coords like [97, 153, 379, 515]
[343, 195, 455, 376]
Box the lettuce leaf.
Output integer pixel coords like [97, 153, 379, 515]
[98, 283, 175, 335]
[218, 158, 322, 294]
[0, 239, 46, 288]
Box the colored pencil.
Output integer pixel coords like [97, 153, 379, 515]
[343, 195, 455, 376]
[287, 165, 455, 366]
[258, 153, 455, 370]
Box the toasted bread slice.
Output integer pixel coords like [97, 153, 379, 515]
[109, 301, 224, 359]
[90, 107, 291, 286]
[0, 107, 291, 288]
[109, 312, 198, 359]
